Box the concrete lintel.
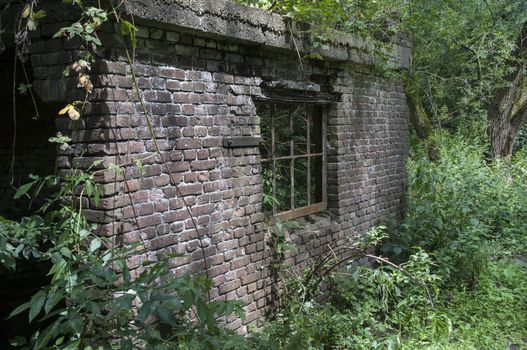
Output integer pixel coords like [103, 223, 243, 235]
[122, 0, 411, 69]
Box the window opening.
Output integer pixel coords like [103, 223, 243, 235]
[258, 101, 327, 220]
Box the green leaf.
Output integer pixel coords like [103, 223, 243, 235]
[9, 336, 27, 347]
[18, 83, 32, 95]
[8, 301, 31, 319]
[14, 182, 34, 199]
[33, 10, 46, 19]
[85, 181, 93, 197]
[86, 301, 102, 315]
[68, 313, 83, 335]
[29, 290, 46, 322]
[135, 159, 145, 177]
[90, 237, 102, 252]
[49, 259, 67, 282]
[94, 185, 101, 206]
[60, 247, 71, 258]
[138, 301, 152, 323]
[121, 338, 133, 350]
[79, 229, 90, 239]
[44, 290, 64, 315]
[120, 20, 138, 48]
[62, 339, 81, 350]
[27, 18, 37, 31]
[156, 306, 177, 327]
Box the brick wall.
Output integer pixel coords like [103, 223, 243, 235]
[21, 1, 410, 332]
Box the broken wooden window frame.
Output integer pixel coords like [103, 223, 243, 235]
[256, 97, 328, 221]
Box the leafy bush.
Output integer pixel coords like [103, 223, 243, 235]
[259, 226, 442, 350]
[384, 133, 527, 286]
[0, 170, 265, 350]
[259, 133, 527, 349]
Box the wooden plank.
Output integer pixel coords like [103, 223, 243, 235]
[271, 104, 276, 216]
[321, 107, 328, 204]
[307, 111, 311, 206]
[274, 202, 327, 221]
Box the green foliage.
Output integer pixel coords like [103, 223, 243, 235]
[236, 0, 402, 63]
[236, 0, 399, 35]
[385, 133, 527, 286]
[5, 2, 527, 348]
[239, 0, 527, 150]
[407, 0, 527, 127]
[1, 167, 266, 350]
[260, 240, 442, 349]
[260, 134, 527, 349]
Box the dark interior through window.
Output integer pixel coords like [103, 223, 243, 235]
[257, 101, 326, 220]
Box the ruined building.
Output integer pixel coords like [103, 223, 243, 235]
[0, 0, 411, 332]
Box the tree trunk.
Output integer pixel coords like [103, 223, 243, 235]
[489, 113, 515, 158]
[406, 93, 440, 160]
[405, 76, 440, 160]
[488, 23, 527, 159]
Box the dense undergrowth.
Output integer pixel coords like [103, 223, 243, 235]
[1, 133, 527, 349]
[258, 133, 527, 349]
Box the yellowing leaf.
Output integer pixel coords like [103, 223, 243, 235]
[22, 6, 30, 18]
[78, 74, 88, 86]
[58, 104, 73, 115]
[68, 107, 81, 120]
[86, 81, 93, 94]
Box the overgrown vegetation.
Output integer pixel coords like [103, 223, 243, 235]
[1, 0, 527, 349]
[4, 133, 526, 349]
[256, 134, 527, 349]
[238, 0, 527, 158]
[0, 162, 261, 349]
